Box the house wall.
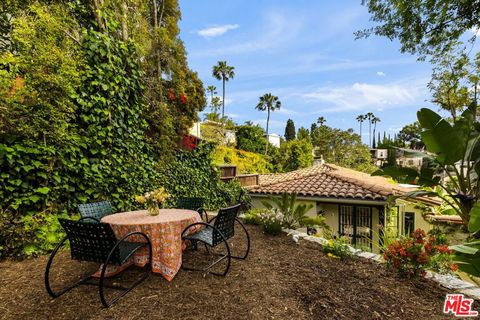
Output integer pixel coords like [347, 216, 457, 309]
[249, 194, 436, 254]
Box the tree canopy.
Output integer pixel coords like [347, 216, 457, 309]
[358, 0, 480, 57]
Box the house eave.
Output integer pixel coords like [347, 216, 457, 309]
[248, 193, 387, 206]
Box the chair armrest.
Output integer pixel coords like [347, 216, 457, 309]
[196, 207, 208, 222]
[181, 222, 229, 246]
[78, 216, 101, 223]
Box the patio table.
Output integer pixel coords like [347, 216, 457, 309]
[100, 209, 201, 281]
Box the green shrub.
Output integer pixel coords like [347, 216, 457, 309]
[243, 209, 264, 225]
[0, 209, 34, 259]
[257, 209, 283, 235]
[212, 146, 273, 174]
[158, 143, 249, 210]
[322, 237, 354, 260]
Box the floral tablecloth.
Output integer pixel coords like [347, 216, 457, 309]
[101, 209, 201, 281]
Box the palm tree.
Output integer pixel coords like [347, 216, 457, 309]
[356, 114, 366, 141]
[371, 116, 381, 148]
[206, 85, 217, 106]
[317, 116, 326, 126]
[365, 112, 375, 148]
[256, 93, 281, 154]
[212, 61, 235, 121]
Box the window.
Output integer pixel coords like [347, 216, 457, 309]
[404, 212, 415, 236]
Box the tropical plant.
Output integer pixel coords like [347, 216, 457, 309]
[212, 61, 235, 120]
[317, 116, 327, 126]
[261, 192, 327, 230]
[371, 116, 381, 148]
[255, 93, 281, 154]
[373, 105, 480, 275]
[356, 114, 367, 140]
[365, 112, 375, 148]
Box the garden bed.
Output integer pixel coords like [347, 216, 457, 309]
[0, 225, 467, 319]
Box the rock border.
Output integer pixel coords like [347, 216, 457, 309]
[285, 228, 480, 301]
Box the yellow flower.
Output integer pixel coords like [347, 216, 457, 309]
[328, 239, 334, 247]
[135, 195, 146, 204]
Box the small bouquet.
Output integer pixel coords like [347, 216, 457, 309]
[135, 187, 170, 216]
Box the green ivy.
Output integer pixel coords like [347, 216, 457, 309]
[159, 143, 250, 210]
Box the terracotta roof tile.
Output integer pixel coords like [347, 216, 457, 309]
[248, 163, 441, 203]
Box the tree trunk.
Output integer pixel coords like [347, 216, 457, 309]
[120, 0, 129, 41]
[91, 0, 106, 31]
[369, 122, 372, 148]
[222, 78, 226, 122]
[265, 109, 270, 155]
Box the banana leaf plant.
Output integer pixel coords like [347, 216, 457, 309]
[373, 104, 480, 275]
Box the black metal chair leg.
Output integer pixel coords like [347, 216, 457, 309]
[45, 236, 93, 298]
[230, 218, 250, 260]
[182, 240, 231, 276]
[99, 236, 152, 308]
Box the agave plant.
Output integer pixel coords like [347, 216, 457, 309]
[261, 192, 327, 230]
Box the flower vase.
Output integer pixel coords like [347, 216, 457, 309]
[148, 205, 160, 216]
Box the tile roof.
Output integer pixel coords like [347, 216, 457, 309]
[248, 164, 439, 203]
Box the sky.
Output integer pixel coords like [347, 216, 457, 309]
[177, 0, 476, 143]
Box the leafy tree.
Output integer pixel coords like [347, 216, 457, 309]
[312, 125, 376, 173]
[255, 93, 281, 154]
[398, 122, 425, 149]
[281, 139, 313, 171]
[236, 123, 267, 154]
[310, 123, 318, 140]
[428, 50, 480, 120]
[358, 0, 480, 57]
[212, 60, 235, 119]
[297, 127, 310, 142]
[284, 119, 296, 141]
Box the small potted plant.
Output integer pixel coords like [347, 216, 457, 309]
[135, 187, 170, 216]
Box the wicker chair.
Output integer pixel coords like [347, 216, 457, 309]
[181, 204, 249, 276]
[45, 218, 152, 308]
[77, 201, 113, 221]
[176, 197, 208, 221]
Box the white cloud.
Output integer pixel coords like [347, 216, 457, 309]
[197, 24, 239, 38]
[193, 11, 302, 57]
[376, 71, 386, 76]
[303, 82, 419, 113]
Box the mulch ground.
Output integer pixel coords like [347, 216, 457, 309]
[0, 224, 468, 320]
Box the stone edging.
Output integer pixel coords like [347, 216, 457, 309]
[284, 229, 480, 301]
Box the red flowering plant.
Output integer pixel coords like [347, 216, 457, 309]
[383, 228, 457, 278]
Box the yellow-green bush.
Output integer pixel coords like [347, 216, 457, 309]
[212, 146, 272, 174]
